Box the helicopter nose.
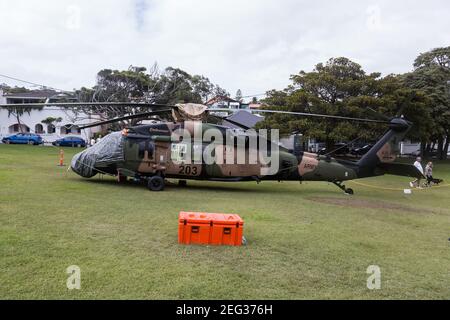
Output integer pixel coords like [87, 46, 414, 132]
[71, 150, 98, 178]
[70, 132, 124, 178]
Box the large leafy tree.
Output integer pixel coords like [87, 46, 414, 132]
[257, 57, 431, 148]
[404, 47, 450, 159]
[73, 64, 228, 127]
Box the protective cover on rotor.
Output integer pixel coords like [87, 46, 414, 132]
[71, 132, 124, 178]
[172, 103, 208, 122]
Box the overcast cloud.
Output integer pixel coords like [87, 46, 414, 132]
[0, 0, 448, 97]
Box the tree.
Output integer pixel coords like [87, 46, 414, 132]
[257, 57, 431, 148]
[235, 89, 242, 102]
[404, 47, 450, 159]
[73, 65, 227, 128]
[41, 117, 62, 125]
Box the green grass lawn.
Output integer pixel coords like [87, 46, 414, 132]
[0, 144, 449, 299]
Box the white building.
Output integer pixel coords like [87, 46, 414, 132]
[0, 89, 100, 144]
[205, 95, 241, 109]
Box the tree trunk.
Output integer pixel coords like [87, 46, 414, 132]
[16, 113, 23, 133]
[420, 139, 426, 158]
[444, 137, 449, 160]
[424, 142, 431, 157]
[437, 137, 444, 160]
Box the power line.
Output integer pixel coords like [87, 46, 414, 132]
[0, 73, 72, 93]
[240, 93, 267, 99]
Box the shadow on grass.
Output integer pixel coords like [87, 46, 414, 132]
[67, 175, 342, 197]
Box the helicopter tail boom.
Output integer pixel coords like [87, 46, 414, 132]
[355, 117, 423, 179]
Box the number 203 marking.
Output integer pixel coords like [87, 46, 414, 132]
[178, 165, 198, 175]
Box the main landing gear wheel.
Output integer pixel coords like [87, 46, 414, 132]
[147, 176, 165, 191]
[178, 180, 187, 187]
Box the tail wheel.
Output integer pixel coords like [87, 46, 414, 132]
[345, 188, 354, 195]
[147, 176, 165, 191]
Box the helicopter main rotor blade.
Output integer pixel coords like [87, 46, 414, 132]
[208, 114, 252, 130]
[366, 107, 391, 121]
[78, 109, 173, 129]
[210, 108, 391, 124]
[0, 102, 175, 108]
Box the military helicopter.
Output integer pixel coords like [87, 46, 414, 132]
[0, 102, 424, 194]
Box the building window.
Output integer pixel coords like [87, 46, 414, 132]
[35, 124, 44, 134]
[61, 124, 81, 135]
[61, 125, 69, 135]
[47, 124, 56, 134]
[9, 124, 30, 133]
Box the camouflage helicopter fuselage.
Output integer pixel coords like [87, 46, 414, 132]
[71, 118, 423, 193]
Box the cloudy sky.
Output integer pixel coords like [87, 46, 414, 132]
[0, 0, 448, 97]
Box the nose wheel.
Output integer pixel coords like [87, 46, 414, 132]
[333, 181, 354, 195]
[147, 175, 165, 191]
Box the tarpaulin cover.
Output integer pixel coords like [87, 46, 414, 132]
[71, 132, 124, 178]
[172, 103, 208, 122]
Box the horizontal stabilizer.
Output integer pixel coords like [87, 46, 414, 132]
[377, 162, 425, 179]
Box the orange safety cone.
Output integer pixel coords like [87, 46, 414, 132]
[59, 149, 64, 166]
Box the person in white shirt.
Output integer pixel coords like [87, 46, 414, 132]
[410, 157, 424, 188]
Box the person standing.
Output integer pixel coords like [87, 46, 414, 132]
[410, 157, 424, 188]
[424, 162, 434, 186]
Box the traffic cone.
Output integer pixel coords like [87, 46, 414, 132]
[59, 149, 64, 166]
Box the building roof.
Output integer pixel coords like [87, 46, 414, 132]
[249, 103, 263, 109]
[205, 95, 239, 106]
[3, 89, 59, 99]
[223, 110, 264, 129]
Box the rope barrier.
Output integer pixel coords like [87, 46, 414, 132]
[347, 180, 450, 191]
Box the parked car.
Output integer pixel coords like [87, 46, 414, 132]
[409, 149, 440, 158]
[318, 143, 350, 156]
[52, 136, 86, 147]
[2, 133, 43, 145]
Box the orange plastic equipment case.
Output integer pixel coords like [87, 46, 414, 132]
[178, 212, 244, 246]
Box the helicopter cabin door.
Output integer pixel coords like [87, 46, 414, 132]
[135, 139, 158, 174]
[165, 142, 202, 177]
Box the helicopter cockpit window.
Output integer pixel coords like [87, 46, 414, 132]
[171, 143, 188, 162]
[138, 140, 154, 159]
